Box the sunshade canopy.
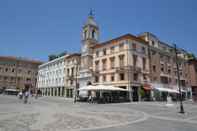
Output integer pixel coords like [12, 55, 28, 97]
[79, 85, 128, 91]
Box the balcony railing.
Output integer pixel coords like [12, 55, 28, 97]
[115, 66, 142, 73]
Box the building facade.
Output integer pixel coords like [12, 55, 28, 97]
[37, 54, 80, 97]
[188, 59, 197, 101]
[92, 34, 150, 101]
[139, 32, 192, 100]
[37, 13, 194, 101]
[64, 54, 81, 98]
[38, 55, 66, 97]
[78, 15, 192, 101]
[0, 56, 42, 92]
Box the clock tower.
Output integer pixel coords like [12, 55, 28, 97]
[79, 11, 99, 87]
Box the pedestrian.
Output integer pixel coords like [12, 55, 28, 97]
[18, 91, 23, 100]
[24, 91, 29, 104]
[88, 95, 92, 104]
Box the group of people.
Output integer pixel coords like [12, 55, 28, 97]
[17, 89, 42, 104]
[87, 95, 96, 104]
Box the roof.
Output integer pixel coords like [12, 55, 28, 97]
[94, 33, 148, 49]
[66, 53, 81, 59]
[39, 55, 68, 68]
[0, 56, 43, 65]
[84, 16, 98, 28]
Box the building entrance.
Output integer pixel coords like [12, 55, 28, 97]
[132, 86, 139, 101]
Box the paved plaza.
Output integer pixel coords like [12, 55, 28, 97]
[0, 95, 197, 131]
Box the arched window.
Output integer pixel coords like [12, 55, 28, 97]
[87, 81, 92, 85]
[92, 30, 96, 39]
[84, 30, 87, 39]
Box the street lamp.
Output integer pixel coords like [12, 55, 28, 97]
[174, 44, 185, 114]
[74, 59, 80, 103]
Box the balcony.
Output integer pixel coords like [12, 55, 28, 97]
[115, 66, 142, 73]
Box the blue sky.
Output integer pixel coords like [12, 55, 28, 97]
[0, 0, 197, 61]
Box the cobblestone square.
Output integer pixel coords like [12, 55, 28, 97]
[0, 95, 197, 131]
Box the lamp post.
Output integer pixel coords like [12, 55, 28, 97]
[126, 43, 132, 102]
[174, 44, 185, 114]
[74, 59, 80, 103]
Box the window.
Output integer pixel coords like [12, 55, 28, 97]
[67, 69, 70, 76]
[92, 30, 96, 39]
[110, 46, 115, 53]
[151, 41, 155, 46]
[103, 75, 106, 82]
[133, 55, 137, 67]
[84, 30, 87, 39]
[153, 77, 157, 81]
[4, 76, 7, 81]
[26, 78, 31, 82]
[110, 57, 115, 69]
[28, 70, 31, 74]
[5, 68, 8, 72]
[102, 59, 107, 70]
[95, 76, 99, 83]
[10, 77, 14, 81]
[160, 54, 164, 61]
[161, 64, 164, 72]
[96, 51, 99, 57]
[111, 74, 115, 81]
[142, 47, 146, 54]
[151, 50, 156, 55]
[95, 61, 99, 71]
[134, 73, 138, 81]
[12, 69, 15, 73]
[119, 43, 124, 51]
[153, 65, 156, 72]
[169, 78, 172, 83]
[160, 76, 168, 84]
[142, 57, 146, 70]
[103, 49, 107, 55]
[132, 43, 137, 50]
[119, 55, 125, 67]
[143, 74, 147, 80]
[71, 67, 74, 76]
[168, 69, 171, 74]
[119, 73, 125, 81]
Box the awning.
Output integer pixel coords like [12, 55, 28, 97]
[79, 85, 128, 91]
[5, 89, 19, 92]
[154, 87, 179, 93]
[173, 85, 187, 92]
[151, 83, 179, 93]
[143, 84, 152, 90]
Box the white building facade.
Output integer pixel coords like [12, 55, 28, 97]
[37, 55, 67, 97]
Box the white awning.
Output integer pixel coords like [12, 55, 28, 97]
[5, 89, 19, 92]
[151, 83, 179, 93]
[154, 87, 179, 93]
[79, 85, 128, 91]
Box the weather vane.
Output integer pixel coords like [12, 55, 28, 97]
[89, 8, 95, 17]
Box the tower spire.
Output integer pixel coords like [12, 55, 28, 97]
[89, 8, 95, 17]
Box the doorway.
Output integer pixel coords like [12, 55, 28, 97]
[132, 86, 139, 101]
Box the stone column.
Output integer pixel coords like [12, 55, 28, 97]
[50, 88, 52, 96]
[42, 88, 44, 96]
[53, 88, 55, 96]
[64, 88, 67, 97]
[60, 87, 62, 97]
[56, 87, 59, 96]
